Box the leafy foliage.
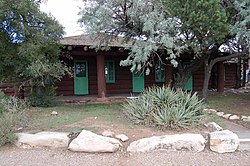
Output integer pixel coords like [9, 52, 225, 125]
[79, 0, 182, 73]
[123, 86, 205, 129]
[230, 0, 250, 43]
[27, 86, 57, 107]
[79, 0, 228, 72]
[0, 0, 70, 86]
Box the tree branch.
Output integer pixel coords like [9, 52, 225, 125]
[210, 52, 247, 67]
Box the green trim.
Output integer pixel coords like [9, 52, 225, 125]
[183, 76, 193, 91]
[132, 70, 144, 92]
[155, 63, 165, 82]
[105, 61, 115, 83]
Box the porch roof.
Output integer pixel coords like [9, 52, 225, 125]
[60, 34, 138, 47]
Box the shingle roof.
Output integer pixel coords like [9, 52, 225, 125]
[60, 34, 136, 47]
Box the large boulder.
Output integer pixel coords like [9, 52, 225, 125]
[127, 133, 206, 153]
[15, 132, 69, 149]
[209, 130, 239, 153]
[68, 130, 122, 153]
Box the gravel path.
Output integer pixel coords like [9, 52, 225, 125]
[0, 146, 249, 166]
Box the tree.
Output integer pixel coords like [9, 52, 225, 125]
[80, 0, 182, 75]
[79, 0, 249, 101]
[0, 0, 70, 91]
[202, 0, 250, 101]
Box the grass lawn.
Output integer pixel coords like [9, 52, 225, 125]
[208, 93, 250, 116]
[25, 102, 131, 132]
[24, 93, 250, 133]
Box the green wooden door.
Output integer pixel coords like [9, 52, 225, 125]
[184, 75, 193, 91]
[132, 70, 144, 92]
[74, 61, 88, 95]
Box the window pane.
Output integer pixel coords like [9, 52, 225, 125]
[75, 62, 86, 77]
[105, 61, 115, 83]
[155, 63, 165, 82]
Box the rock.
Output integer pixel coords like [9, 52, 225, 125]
[229, 115, 240, 120]
[204, 109, 217, 114]
[222, 114, 231, 119]
[204, 122, 223, 131]
[68, 130, 122, 153]
[16, 127, 23, 131]
[115, 134, 129, 142]
[102, 130, 115, 137]
[209, 130, 239, 153]
[242, 116, 250, 122]
[127, 133, 206, 153]
[51, 111, 58, 116]
[201, 132, 209, 144]
[15, 132, 69, 149]
[241, 115, 247, 120]
[216, 112, 224, 117]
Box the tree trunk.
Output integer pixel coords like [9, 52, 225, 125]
[172, 72, 192, 89]
[202, 58, 212, 103]
[172, 56, 205, 89]
[202, 52, 246, 102]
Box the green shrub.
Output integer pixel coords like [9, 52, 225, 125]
[27, 86, 57, 107]
[0, 90, 6, 114]
[0, 112, 19, 146]
[123, 86, 205, 129]
[0, 90, 28, 146]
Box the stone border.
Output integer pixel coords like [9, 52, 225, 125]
[203, 109, 250, 122]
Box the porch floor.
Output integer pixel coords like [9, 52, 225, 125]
[56, 94, 139, 104]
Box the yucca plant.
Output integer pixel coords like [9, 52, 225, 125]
[123, 86, 205, 130]
[123, 94, 154, 125]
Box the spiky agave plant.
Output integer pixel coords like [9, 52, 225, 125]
[123, 94, 154, 125]
[123, 86, 205, 130]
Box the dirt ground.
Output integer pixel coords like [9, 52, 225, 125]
[1, 116, 250, 166]
[0, 145, 249, 166]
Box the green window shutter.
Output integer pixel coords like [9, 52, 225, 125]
[105, 61, 115, 83]
[155, 63, 165, 82]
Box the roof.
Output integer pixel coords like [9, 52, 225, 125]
[60, 34, 137, 47]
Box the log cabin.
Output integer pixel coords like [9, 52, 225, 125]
[0, 34, 237, 98]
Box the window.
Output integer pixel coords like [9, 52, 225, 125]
[105, 61, 115, 83]
[155, 63, 165, 82]
[75, 62, 86, 77]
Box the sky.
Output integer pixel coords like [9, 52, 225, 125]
[40, 0, 85, 37]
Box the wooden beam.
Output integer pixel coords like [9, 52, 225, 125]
[96, 54, 107, 98]
[217, 61, 225, 93]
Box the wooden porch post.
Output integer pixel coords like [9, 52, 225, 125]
[217, 61, 225, 93]
[165, 64, 172, 85]
[96, 54, 107, 98]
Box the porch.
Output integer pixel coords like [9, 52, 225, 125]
[56, 94, 138, 104]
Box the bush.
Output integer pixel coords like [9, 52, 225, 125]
[0, 91, 6, 114]
[123, 86, 205, 129]
[0, 90, 27, 146]
[27, 86, 57, 107]
[0, 112, 19, 146]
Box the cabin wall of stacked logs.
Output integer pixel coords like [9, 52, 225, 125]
[0, 46, 237, 96]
